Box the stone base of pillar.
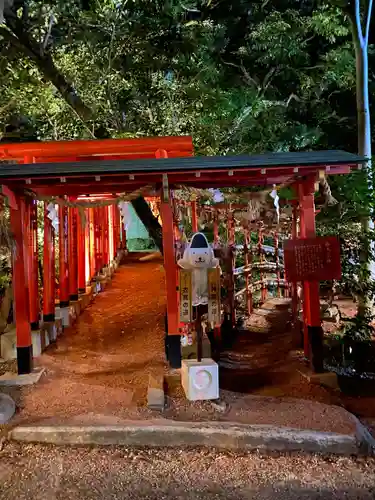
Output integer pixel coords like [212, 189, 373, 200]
[31, 330, 44, 357]
[55, 318, 63, 337]
[70, 300, 82, 321]
[41, 322, 57, 344]
[2, 318, 65, 361]
[80, 287, 94, 310]
[95, 274, 110, 293]
[56, 306, 74, 328]
[0, 329, 16, 360]
[114, 250, 124, 267]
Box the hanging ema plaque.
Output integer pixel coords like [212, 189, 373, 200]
[179, 269, 192, 323]
[207, 267, 221, 325]
[283, 236, 341, 282]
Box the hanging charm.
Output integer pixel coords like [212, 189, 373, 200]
[162, 174, 169, 203]
[269, 184, 280, 222]
[207, 267, 221, 325]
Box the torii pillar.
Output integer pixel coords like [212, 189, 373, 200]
[298, 177, 324, 373]
[43, 201, 56, 322]
[77, 209, 86, 294]
[26, 198, 39, 330]
[68, 206, 78, 301]
[10, 195, 33, 374]
[291, 200, 299, 327]
[157, 149, 181, 369]
[59, 204, 70, 308]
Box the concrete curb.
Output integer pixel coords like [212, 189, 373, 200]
[9, 420, 366, 456]
[353, 416, 375, 456]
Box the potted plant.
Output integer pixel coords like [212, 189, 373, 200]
[326, 309, 375, 396]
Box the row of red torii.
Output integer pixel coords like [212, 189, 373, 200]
[0, 134, 363, 375]
[23, 200, 126, 328]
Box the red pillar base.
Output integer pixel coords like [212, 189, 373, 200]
[308, 325, 324, 373]
[165, 335, 181, 369]
[43, 313, 55, 322]
[17, 346, 33, 375]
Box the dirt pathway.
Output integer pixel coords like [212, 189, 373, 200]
[1, 268, 371, 438]
[10, 257, 167, 424]
[1, 444, 375, 500]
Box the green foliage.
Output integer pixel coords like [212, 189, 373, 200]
[339, 309, 374, 342]
[0, 0, 363, 153]
[0, 256, 11, 293]
[316, 168, 375, 302]
[0, 0, 373, 305]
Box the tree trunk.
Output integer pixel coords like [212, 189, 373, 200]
[131, 196, 163, 253]
[348, 2, 374, 314]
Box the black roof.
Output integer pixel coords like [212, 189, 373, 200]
[0, 150, 365, 178]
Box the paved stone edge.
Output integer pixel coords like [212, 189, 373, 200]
[353, 416, 375, 456]
[9, 421, 363, 456]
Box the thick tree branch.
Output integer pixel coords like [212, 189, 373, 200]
[365, 0, 374, 44]
[2, 12, 93, 123]
[1, 4, 164, 252]
[42, 13, 55, 54]
[1, 7, 164, 252]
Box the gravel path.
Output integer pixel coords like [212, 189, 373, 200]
[0, 259, 363, 436]
[5, 258, 167, 424]
[0, 443, 374, 499]
[1, 257, 374, 438]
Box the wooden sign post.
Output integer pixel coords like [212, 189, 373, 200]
[208, 267, 221, 325]
[283, 236, 341, 282]
[284, 236, 341, 373]
[179, 270, 192, 324]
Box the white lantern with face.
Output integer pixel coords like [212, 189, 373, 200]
[178, 232, 219, 306]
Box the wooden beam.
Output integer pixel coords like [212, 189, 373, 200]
[0, 136, 194, 160]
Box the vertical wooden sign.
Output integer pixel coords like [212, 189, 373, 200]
[208, 267, 221, 325]
[179, 270, 192, 323]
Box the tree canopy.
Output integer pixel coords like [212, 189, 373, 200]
[0, 0, 373, 284]
[0, 0, 368, 154]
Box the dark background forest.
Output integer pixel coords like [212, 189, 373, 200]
[0, 1, 373, 272]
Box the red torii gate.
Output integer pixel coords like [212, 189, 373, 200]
[0, 137, 364, 375]
[0, 135, 193, 374]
